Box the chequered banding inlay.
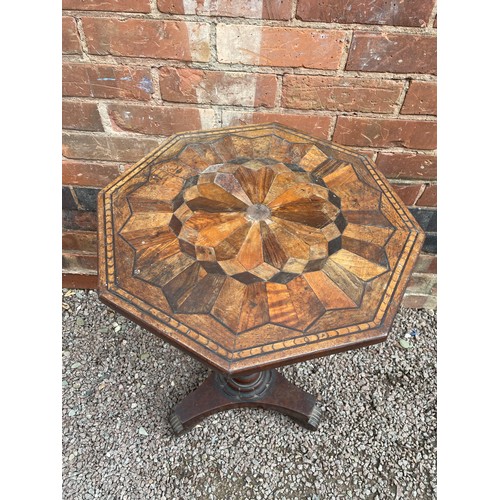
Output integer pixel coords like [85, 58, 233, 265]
[100, 124, 424, 371]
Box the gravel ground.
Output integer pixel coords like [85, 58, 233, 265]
[62, 289, 436, 500]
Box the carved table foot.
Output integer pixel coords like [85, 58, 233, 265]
[169, 369, 321, 434]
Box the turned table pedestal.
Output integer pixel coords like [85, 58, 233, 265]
[98, 124, 424, 434]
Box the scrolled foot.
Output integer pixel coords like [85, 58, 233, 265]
[307, 404, 322, 431]
[169, 412, 184, 435]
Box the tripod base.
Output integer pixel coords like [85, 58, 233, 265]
[169, 369, 321, 434]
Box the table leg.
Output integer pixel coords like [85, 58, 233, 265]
[169, 369, 321, 434]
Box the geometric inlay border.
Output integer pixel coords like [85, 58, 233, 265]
[101, 124, 422, 369]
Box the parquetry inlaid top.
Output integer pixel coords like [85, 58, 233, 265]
[98, 124, 424, 374]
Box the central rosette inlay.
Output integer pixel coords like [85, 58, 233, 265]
[168, 159, 345, 285]
[246, 203, 271, 221]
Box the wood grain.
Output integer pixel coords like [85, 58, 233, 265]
[98, 123, 424, 374]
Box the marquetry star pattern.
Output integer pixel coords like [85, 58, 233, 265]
[99, 124, 424, 373]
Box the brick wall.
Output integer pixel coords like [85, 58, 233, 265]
[62, 0, 437, 309]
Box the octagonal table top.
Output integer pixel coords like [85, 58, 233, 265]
[98, 123, 424, 374]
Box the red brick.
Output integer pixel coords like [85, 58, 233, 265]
[62, 16, 81, 54]
[63, 210, 98, 231]
[158, 0, 293, 19]
[62, 101, 103, 131]
[414, 253, 437, 274]
[401, 81, 437, 115]
[221, 111, 332, 140]
[334, 117, 436, 150]
[376, 152, 437, 180]
[406, 273, 437, 295]
[63, 187, 78, 210]
[391, 182, 423, 206]
[106, 105, 215, 136]
[346, 33, 437, 74]
[160, 68, 278, 107]
[62, 231, 97, 253]
[82, 18, 210, 62]
[62, 0, 150, 12]
[63, 252, 98, 273]
[402, 294, 436, 309]
[62, 63, 153, 101]
[217, 25, 345, 70]
[62, 161, 123, 188]
[355, 149, 378, 161]
[416, 184, 437, 206]
[63, 132, 162, 162]
[73, 187, 100, 211]
[282, 75, 403, 113]
[296, 0, 434, 27]
[62, 273, 98, 289]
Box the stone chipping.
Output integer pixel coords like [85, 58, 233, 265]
[62, 289, 436, 499]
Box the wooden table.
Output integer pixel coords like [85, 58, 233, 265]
[98, 124, 424, 433]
